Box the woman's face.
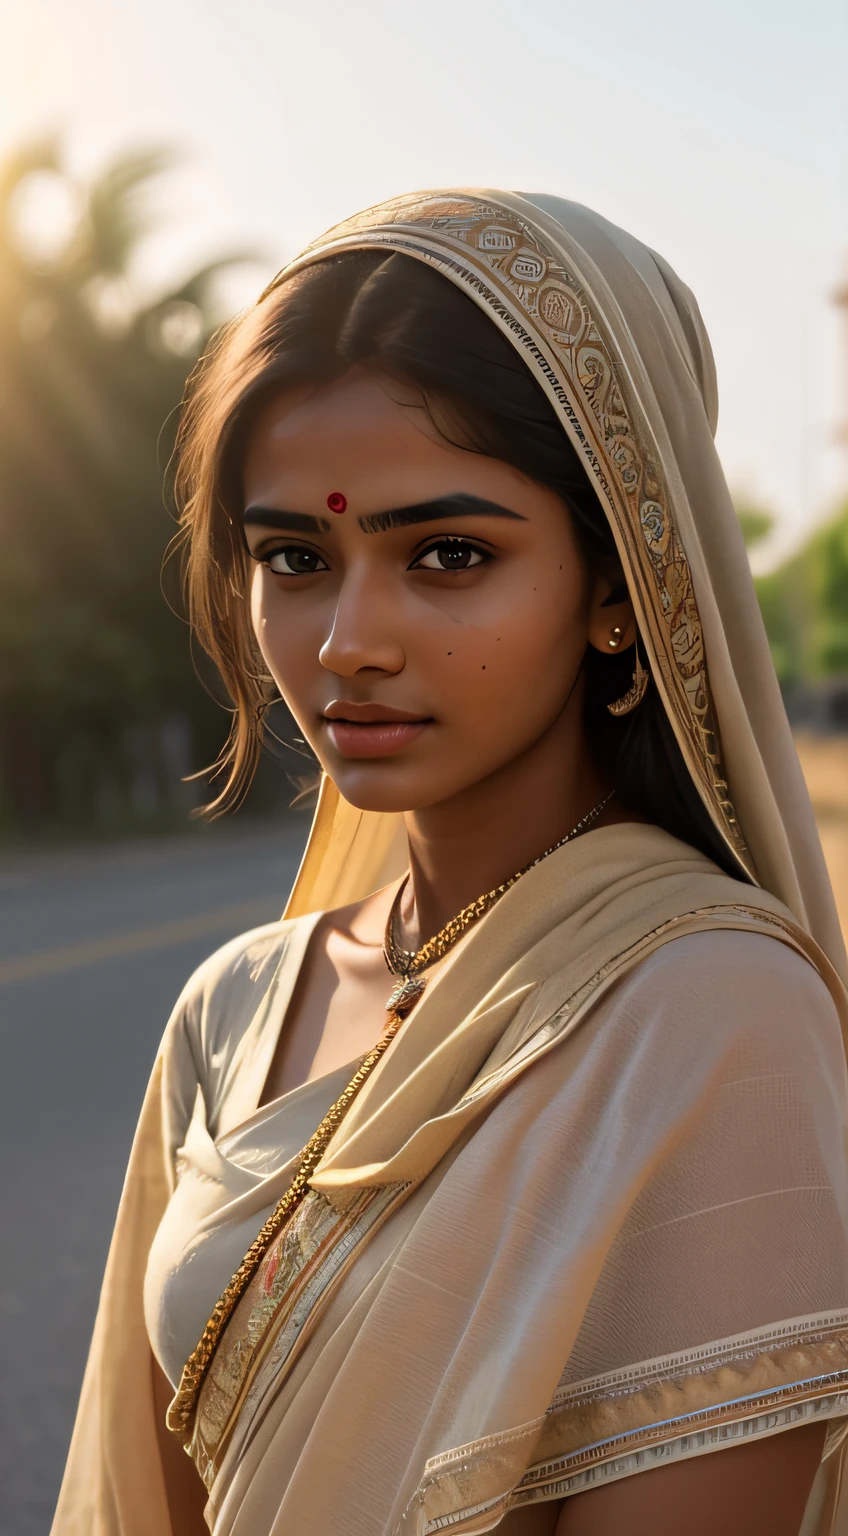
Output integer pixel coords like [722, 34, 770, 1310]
[243, 371, 630, 814]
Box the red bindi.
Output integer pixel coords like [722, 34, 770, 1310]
[327, 492, 347, 514]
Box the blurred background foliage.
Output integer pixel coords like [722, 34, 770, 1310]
[0, 137, 298, 838]
[753, 507, 848, 689]
[0, 139, 845, 841]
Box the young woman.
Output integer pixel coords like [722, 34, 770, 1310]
[52, 191, 848, 1536]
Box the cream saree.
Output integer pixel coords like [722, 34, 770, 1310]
[51, 191, 848, 1535]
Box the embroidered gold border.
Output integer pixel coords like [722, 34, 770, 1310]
[168, 997, 411, 1441]
[267, 192, 754, 881]
[190, 1180, 410, 1488]
[536, 1314, 848, 1477]
[180, 901, 814, 1493]
[406, 1313, 848, 1533]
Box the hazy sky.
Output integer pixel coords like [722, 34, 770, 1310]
[1, 0, 846, 560]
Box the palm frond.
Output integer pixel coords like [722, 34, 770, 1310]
[81, 146, 179, 277]
[0, 135, 61, 218]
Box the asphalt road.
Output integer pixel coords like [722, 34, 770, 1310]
[0, 815, 310, 1536]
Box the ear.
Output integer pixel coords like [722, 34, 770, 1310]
[586, 568, 636, 654]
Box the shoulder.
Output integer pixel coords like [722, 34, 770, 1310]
[601, 926, 845, 1093]
[556, 927, 848, 1247]
[627, 925, 837, 1012]
[158, 911, 318, 1099]
[175, 914, 302, 1012]
[626, 921, 829, 995]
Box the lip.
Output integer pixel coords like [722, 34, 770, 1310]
[323, 701, 428, 723]
[321, 701, 433, 759]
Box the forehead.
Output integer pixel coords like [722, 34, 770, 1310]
[244, 374, 432, 469]
[241, 372, 531, 512]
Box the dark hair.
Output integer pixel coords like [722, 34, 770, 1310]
[173, 248, 738, 875]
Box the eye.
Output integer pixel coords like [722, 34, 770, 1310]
[412, 538, 489, 572]
[261, 545, 328, 576]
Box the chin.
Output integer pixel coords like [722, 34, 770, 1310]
[329, 769, 427, 815]
[327, 762, 463, 815]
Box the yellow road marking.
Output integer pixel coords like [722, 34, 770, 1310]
[0, 899, 282, 985]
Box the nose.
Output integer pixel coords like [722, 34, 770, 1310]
[318, 564, 406, 678]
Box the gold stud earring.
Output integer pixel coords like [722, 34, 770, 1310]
[607, 627, 623, 649]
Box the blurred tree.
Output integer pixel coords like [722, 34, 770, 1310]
[742, 501, 848, 688]
[753, 552, 808, 686]
[797, 506, 848, 677]
[0, 137, 251, 830]
[1, 147, 843, 836]
[735, 499, 775, 551]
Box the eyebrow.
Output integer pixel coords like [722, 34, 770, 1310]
[358, 493, 527, 534]
[242, 492, 528, 539]
[243, 508, 331, 534]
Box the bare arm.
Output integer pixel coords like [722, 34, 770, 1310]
[498, 1423, 825, 1535]
[554, 1422, 826, 1536]
[151, 1354, 210, 1535]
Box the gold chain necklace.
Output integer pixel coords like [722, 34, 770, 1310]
[167, 785, 614, 1440]
[167, 1005, 407, 1440]
[383, 789, 616, 1016]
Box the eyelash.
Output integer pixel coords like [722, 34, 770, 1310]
[412, 537, 490, 572]
[256, 537, 491, 577]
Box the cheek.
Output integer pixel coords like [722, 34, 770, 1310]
[428, 563, 586, 728]
[249, 571, 310, 696]
[250, 571, 278, 674]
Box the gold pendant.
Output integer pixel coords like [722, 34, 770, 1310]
[386, 974, 427, 1016]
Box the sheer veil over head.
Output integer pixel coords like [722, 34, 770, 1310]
[50, 190, 848, 1536]
[275, 189, 846, 989]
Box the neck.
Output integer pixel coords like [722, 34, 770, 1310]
[398, 705, 618, 949]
